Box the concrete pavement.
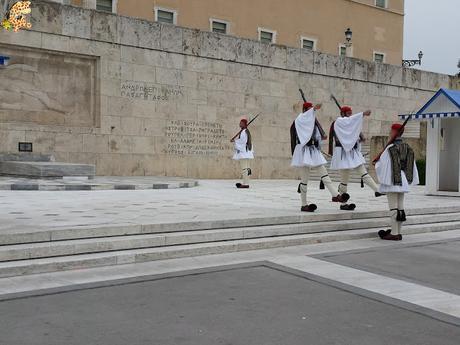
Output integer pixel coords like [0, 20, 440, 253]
[1, 264, 459, 345]
[1, 231, 460, 344]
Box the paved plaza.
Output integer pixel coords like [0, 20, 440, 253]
[0, 180, 459, 344]
[1, 179, 458, 233]
[1, 233, 460, 345]
[1, 264, 460, 345]
[318, 238, 460, 295]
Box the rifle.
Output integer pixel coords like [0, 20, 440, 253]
[331, 94, 342, 111]
[230, 113, 261, 142]
[331, 94, 365, 142]
[299, 89, 327, 139]
[372, 114, 412, 165]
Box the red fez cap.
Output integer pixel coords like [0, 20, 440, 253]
[303, 102, 313, 110]
[341, 106, 352, 113]
[240, 118, 248, 126]
[391, 123, 404, 134]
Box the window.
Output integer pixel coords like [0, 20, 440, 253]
[301, 37, 316, 51]
[339, 45, 347, 57]
[210, 19, 228, 34]
[155, 7, 176, 24]
[373, 52, 385, 63]
[258, 28, 276, 44]
[375, 0, 387, 8]
[96, 0, 112, 12]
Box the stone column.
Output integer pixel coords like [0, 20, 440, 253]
[82, 0, 97, 9]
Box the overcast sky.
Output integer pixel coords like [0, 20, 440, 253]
[404, 0, 460, 75]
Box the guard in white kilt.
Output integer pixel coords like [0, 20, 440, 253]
[291, 102, 350, 212]
[232, 118, 254, 189]
[328, 106, 383, 211]
[375, 124, 419, 241]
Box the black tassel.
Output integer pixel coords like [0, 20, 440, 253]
[361, 178, 364, 188]
[320, 180, 325, 190]
[397, 210, 407, 222]
[247, 168, 252, 176]
[297, 183, 301, 193]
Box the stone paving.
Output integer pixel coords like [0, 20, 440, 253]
[318, 238, 460, 295]
[0, 176, 198, 191]
[1, 231, 460, 345]
[0, 180, 458, 233]
[1, 264, 459, 345]
[0, 179, 459, 344]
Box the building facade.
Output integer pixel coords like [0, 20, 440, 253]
[64, 0, 405, 65]
[0, 1, 454, 179]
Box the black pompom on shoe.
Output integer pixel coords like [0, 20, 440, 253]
[375, 192, 385, 197]
[378, 229, 391, 239]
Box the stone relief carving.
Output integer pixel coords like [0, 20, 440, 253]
[0, 45, 97, 126]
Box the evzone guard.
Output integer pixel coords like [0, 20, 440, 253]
[329, 106, 383, 211]
[291, 102, 350, 212]
[375, 123, 419, 241]
[231, 117, 254, 189]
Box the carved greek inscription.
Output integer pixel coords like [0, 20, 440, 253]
[164, 120, 230, 156]
[121, 81, 184, 101]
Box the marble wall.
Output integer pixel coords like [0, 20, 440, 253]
[0, 0, 457, 178]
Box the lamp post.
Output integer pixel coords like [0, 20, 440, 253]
[402, 51, 423, 68]
[344, 28, 352, 57]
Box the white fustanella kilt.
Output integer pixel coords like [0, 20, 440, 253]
[291, 144, 327, 168]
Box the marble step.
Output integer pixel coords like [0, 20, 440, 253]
[0, 153, 55, 162]
[1, 205, 460, 246]
[0, 212, 459, 262]
[0, 161, 95, 178]
[0, 220, 457, 278]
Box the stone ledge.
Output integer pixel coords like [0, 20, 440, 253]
[0, 176, 199, 191]
[0, 161, 95, 178]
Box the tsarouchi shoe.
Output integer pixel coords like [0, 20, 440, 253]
[332, 193, 350, 203]
[301, 204, 317, 212]
[382, 233, 402, 241]
[340, 203, 356, 211]
[236, 183, 249, 189]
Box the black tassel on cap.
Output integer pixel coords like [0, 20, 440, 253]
[361, 178, 364, 188]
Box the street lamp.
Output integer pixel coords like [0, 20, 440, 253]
[402, 51, 423, 68]
[344, 28, 352, 47]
